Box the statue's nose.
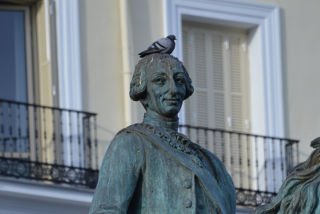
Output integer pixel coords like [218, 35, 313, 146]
[168, 79, 178, 95]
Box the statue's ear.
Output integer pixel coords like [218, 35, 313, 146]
[129, 64, 147, 101]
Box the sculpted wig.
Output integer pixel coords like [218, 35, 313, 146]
[129, 53, 194, 107]
[256, 137, 320, 214]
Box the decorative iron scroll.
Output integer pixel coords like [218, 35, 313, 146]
[0, 157, 99, 188]
[236, 188, 276, 207]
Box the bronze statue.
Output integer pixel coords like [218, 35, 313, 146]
[256, 137, 320, 214]
[89, 52, 236, 213]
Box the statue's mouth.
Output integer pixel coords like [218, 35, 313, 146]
[163, 98, 181, 106]
[163, 97, 181, 103]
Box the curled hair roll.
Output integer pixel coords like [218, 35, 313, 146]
[129, 62, 147, 101]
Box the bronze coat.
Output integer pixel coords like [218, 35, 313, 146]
[89, 124, 236, 214]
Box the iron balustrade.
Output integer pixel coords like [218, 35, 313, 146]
[178, 124, 299, 207]
[0, 99, 99, 188]
[0, 99, 301, 207]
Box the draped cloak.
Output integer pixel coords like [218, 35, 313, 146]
[89, 123, 236, 214]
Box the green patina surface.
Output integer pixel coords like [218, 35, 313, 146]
[89, 54, 236, 214]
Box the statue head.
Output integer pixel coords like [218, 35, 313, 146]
[130, 53, 194, 118]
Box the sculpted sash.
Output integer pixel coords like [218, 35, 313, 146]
[121, 123, 234, 214]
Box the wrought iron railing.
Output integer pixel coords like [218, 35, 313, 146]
[179, 124, 299, 207]
[0, 99, 99, 188]
[0, 100, 300, 207]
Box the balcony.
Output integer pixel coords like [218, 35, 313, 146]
[0, 99, 299, 208]
[0, 99, 99, 188]
[179, 124, 299, 208]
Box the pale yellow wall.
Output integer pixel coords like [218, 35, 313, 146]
[33, 1, 55, 163]
[125, 0, 166, 124]
[78, 0, 124, 160]
[34, 0, 53, 106]
[247, 0, 320, 161]
[78, 0, 166, 163]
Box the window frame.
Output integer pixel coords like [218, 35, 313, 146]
[182, 22, 251, 132]
[165, 0, 285, 139]
[0, 4, 33, 159]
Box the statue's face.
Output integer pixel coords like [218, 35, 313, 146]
[145, 61, 187, 118]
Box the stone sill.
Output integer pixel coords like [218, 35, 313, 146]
[0, 176, 94, 205]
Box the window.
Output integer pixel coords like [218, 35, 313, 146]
[0, 5, 32, 156]
[183, 22, 250, 132]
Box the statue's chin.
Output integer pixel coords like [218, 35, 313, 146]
[161, 107, 181, 118]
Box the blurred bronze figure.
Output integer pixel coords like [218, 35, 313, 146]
[256, 137, 320, 214]
[89, 52, 236, 214]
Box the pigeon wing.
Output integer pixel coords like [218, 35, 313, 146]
[153, 38, 170, 49]
[156, 37, 175, 54]
[138, 37, 173, 57]
[138, 47, 160, 57]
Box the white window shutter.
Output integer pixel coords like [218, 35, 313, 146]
[183, 28, 209, 127]
[211, 32, 225, 129]
[182, 23, 250, 132]
[194, 31, 209, 127]
[229, 36, 244, 131]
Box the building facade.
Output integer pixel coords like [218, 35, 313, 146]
[0, 0, 319, 213]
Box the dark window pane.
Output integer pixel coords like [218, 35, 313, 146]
[0, 10, 27, 102]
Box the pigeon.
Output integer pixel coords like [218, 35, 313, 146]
[138, 35, 176, 58]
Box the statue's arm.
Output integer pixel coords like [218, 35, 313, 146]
[89, 132, 145, 214]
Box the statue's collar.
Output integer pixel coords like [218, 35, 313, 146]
[143, 110, 179, 132]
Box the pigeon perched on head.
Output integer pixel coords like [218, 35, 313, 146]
[138, 34, 176, 58]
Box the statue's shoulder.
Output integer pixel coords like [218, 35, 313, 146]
[200, 147, 230, 178]
[108, 124, 146, 147]
[200, 147, 224, 166]
[115, 123, 146, 137]
[111, 123, 156, 147]
[199, 146, 233, 179]
[103, 124, 147, 159]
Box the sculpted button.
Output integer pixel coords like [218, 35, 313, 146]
[184, 200, 192, 208]
[183, 180, 192, 189]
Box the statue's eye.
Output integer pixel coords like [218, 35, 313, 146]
[175, 77, 185, 85]
[153, 77, 166, 85]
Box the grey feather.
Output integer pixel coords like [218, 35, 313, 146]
[139, 35, 176, 58]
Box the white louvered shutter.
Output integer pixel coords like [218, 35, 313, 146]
[183, 29, 209, 128]
[183, 24, 249, 132]
[182, 23, 250, 149]
[211, 32, 226, 129]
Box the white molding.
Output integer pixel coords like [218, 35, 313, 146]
[55, 0, 82, 166]
[56, 0, 82, 110]
[166, 0, 285, 137]
[0, 178, 93, 204]
[0, 178, 92, 214]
